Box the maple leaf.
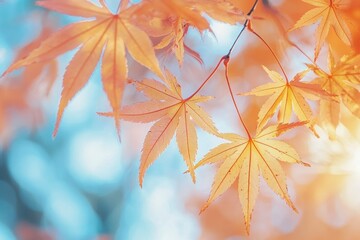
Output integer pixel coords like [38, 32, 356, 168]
[14, 22, 58, 95]
[154, 19, 203, 65]
[307, 50, 360, 139]
[138, 0, 244, 64]
[138, 0, 208, 65]
[0, 19, 58, 145]
[191, 0, 245, 25]
[102, 70, 219, 186]
[147, 0, 210, 30]
[241, 66, 329, 134]
[196, 122, 309, 234]
[2, 0, 162, 136]
[290, 0, 352, 60]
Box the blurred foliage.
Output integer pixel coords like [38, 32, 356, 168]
[0, 0, 359, 239]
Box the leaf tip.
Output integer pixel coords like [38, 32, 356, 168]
[183, 169, 189, 174]
[301, 161, 311, 167]
[188, 167, 196, 183]
[52, 113, 62, 138]
[113, 113, 122, 142]
[287, 198, 298, 213]
[139, 176, 144, 188]
[245, 221, 251, 235]
[199, 204, 209, 214]
[116, 129, 122, 142]
[292, 205, 299, 214]
[191, 173, 196, 184]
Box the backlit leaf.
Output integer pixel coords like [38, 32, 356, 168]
[197, 122, 308, 234]
[102, 70, 219, 186]
[3, 0, 162, 136]
[290, 0, 352, 60]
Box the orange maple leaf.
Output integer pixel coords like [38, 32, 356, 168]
[191, 0, 244, 25]
[139, 0, 244, 64]
[154, 19, 203, 65]
[0, 18, 58, 145]
[290, 0, 352, 60]
[2, 0, 162, 136]
[241, 66, 329, 134]
[102, 70, 219, 186]
[307, 50, 360, 139]
[196, 122, 309, 234]
[14, 21, 58, 95]
[147, 0, 209, 29]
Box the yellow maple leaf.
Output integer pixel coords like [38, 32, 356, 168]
[290, 0, 352, 60]
[145, 0, 244, 64]
[196, 122, 309, 234]
[307, 50, 360, 139]
[101, 70, 219, 186]
[242, 66, 329, 134]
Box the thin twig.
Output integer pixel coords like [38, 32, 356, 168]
[226, 0, 259, 57]
[224, 57, 251, 138]
[187, 0, 259, 98]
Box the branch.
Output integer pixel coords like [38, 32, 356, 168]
[226, 0, 259, 57]
[187, 0, 259, 99]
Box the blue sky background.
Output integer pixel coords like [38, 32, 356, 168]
[2, 1, 360, 240]
[0, 1, 238, 239]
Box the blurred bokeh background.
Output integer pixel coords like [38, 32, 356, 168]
[0, 0, 360, 239]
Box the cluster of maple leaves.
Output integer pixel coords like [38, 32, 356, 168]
[1, 0, 359, 234]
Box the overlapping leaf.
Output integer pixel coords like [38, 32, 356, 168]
[196, 122, 309, 234]
[0, 21, 58, 145]
[103, 70, 219, 186]
[290, 0, 352, 60]
[2, 0, 162, 136]
[154, 18, 203, 65]
[14, 24, 58, 95]
[307, 51, 360, 139]
[191, 0, 245, 25]
[242, 66, 329, 134]
[137, 0, 244, 64]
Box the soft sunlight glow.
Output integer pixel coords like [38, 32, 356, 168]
[142, 178, 200, 240]
[309, 121, 360, 212]
[1, 0, 359, 239]
[210, 21, 238, 49]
